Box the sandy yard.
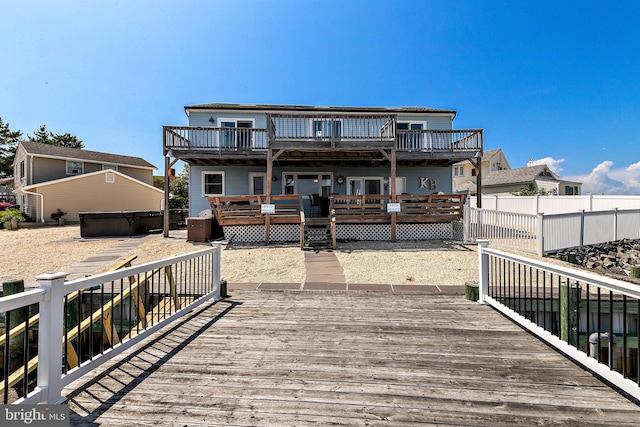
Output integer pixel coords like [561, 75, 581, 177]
[0, 225, 479, 288]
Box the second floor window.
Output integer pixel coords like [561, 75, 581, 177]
[19, 160, 25, 180]
[67, 161, 83, 175]
[454, 166, 464, 177]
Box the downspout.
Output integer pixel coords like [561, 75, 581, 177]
[15, 188, 45, 223]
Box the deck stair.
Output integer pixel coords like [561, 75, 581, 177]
[302, 217, 332, 249]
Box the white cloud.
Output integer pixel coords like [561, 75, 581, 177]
[564, 160, 640, 195]
[527, 157, 565, 175]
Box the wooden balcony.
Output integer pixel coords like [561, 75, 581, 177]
[164, 118, 482, 165]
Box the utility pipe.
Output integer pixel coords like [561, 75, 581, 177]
[15, 188, 45, 223]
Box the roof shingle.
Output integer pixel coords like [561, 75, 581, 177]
[19, 141, 156, 169]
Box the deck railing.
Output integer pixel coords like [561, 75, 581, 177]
[330, 194, 465, 224]
[163, 125, 482, 154]
[0, 247, 221, 404]
[207, 195, 302, 226]
[267, 114, 396, 144]
[396, 129, 482, 153]
[164, 126, 268, 152]
[477, 242, 640, 401]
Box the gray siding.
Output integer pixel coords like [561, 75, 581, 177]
[189, 165, 453, 216]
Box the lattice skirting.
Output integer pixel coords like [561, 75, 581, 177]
[337, 223, 455, 241]
[223, 222, 462, 242]
[452, 221, 464, 241]
[223, 224, 300, 242]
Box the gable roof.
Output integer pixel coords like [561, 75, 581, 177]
[453, 148, 505, 166]
[19, 141, 156, 169]
[483, 165, 558, 187]
[20, 168, 162, 192]
[184, 103, 457, 116]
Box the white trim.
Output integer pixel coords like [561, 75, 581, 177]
[21, 169, 163, 193]
[202, 171, 225, 196]
[66, 160, 84, 175]
[249, 172, 267, 195]
[397, 120, 427, 129]
[217, 117, 255, 127]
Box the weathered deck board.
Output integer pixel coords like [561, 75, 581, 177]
[64, 291, 640, 426]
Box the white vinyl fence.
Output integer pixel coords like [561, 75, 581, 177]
[469, 195, 640, 215]
[464, 206, 640, 255]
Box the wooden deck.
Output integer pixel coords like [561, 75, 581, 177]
[64, 290, 640, 426]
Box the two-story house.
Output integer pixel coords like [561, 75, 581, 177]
[452, 148, 510, 195]
[482, 164, 582, 196]
[163, 103, 483, 244]
[13, 141, 163, 222]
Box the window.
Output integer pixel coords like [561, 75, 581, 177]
[347, 177, 383, 195]
[454, 166, 464, 177]
[102, 164, 118, 171]
[565, 186, 580, 195]
[282, 172, 332, 197]
[202, 171, 225, 196]
[311, 119, 342, 138]
[66, 161, 83, 175]
[249, 173, 266, 195]
[397, 121, 425, 150]
[19, 160, 25, 180]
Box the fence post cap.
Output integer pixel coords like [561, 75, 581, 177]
[476, 239, 490, 246]
[35, 272, 69, 281]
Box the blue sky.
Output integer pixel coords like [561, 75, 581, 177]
[2, 0, 639, 194]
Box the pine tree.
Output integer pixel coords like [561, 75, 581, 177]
[51, 132, 84, 148]
[28, 124, 52, 144]
[0, 118, 23, 177]
[28, 124, 84, 148]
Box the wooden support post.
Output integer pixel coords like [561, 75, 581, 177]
[265, 148, 273, 245]
[560, 282, 580, 345]
[390, 148, 397, 242]
[165, 266, 180, 311]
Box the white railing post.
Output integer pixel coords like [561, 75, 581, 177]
[35, 272, 68, 404]
[613, 208, 618, 241]
[211, 244, 221, 300]
[463, 204, 469, 242]
[477, 240, 489, 304]
[537, 213, 544, 257]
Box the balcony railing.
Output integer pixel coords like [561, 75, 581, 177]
[164, 126, 268, 153]
[267, 114, 396, 145]
[396, 129, 482, 153]
[163, 125, 482, 154]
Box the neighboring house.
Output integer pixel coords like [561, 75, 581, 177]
[482, 164, 582, 196]
[13, 141, 162, 222]
[452, 148, 510, 195]
[163, 103, 483, 242]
